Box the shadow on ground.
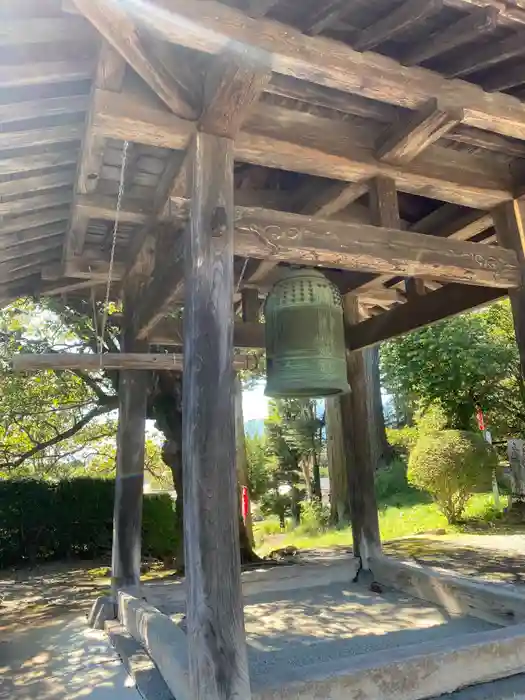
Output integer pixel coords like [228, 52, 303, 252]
[383, 538, 525, 584]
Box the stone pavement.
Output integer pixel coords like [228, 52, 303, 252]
[0, 612, 141, 700]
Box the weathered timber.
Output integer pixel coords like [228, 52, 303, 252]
[0, 192, 73, 218]
[493, 200, 525, 380]
[402, 7, 499, 66]
[348, 285, 506, 350]
[182, 132, 250, 699]
[150, 318, 264, 348]
[354, 0, 442, 52]
[325, 395, 351, 527]
[201, 49, 271, 138]
[297, 180, 369, 218]
[405, 277, 427, 298]
[368, 176, 401, 230]
[376, 99, 463, 164]
[0, 17, 93, 45]
[343, 297, 381, 565]
[232, 207, 520, 288]
[241, 288, 260, 322]
[12, 352, 258, 372]
[0, 171, 75, 199]
[0, 151, 79, 177]
[0, 94, 89, 124]
[303, 0, 350, 36]
[0, 123, 83, 151]
[0, 60, 94, 88]
[483, 64, 525, 93]
[94, 90, 513, 209]
[92, 88, 195, 150]
[72, 0, 197, 119]
[0, 209, 70, 236]
[75, 195, 150, 223]
[446, 29, 525, 78]
[0, 223, 67, 252]
[129, 0, 525, 141]
[111, 298, 147, 596]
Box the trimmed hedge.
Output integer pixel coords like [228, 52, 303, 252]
[0, 477, 178, 568]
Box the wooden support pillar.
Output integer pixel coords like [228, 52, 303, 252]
[325, 396, 352, 527]
[182, 131, 250, 700]
[111, 295, 148, 595]
[343, 296, 382, 566]
[493, 200, 525, 374]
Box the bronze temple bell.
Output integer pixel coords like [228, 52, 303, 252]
[264, 268, 350, 398]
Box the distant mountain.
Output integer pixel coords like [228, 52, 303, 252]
[244, 418, 265, 437]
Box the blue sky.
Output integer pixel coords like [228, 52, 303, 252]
[242, 381, 269, 421]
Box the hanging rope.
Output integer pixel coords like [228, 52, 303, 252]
[98, 140, 129, 356]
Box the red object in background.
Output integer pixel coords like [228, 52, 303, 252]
[476, 407, 485, 431]
[242, 486, 250, 522]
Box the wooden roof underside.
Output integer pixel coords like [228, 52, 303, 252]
[3, 0, 525, 347]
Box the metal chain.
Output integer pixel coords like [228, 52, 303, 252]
[99, 140, 129, 356]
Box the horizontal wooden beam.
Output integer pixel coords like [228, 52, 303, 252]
[0, 150, 79, 177]
[12, 352, 258, 372]
[95, 91, 512, 210]
[0, 94, 89, 124]
[150, 318, 265, 348]
[0, 209, 70, 236]
[376, 99, 462, 164]
[232, 207, 520, 288]
[131, 0, 525, 141]
[348, 284, 506, 350]
[0, 192, 73, 218]
[0, 171, 75, 199]
[0, 124, 83, 151]
[0, 60, 94, 88]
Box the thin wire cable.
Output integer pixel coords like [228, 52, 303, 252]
[99, 140, 129, 355]
[236, 257, 250, 293]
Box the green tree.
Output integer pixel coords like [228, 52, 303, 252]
[381, 300, 521, 436]
[245, 432, 276, 501]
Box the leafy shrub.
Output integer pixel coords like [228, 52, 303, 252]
[386, 427, 418, 456]
[374, 458, 427, 507]
[408, 430, 498, 523]
[296, 499, 330, 536]
[0, 478, 178, 568]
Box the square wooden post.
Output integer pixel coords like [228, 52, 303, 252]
[111, 294, 148, 595]
[342, 295, 382, 567]
[182, 131, 251, 700]
[493, 200, 525, 372]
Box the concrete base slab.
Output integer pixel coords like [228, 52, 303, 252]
[87, 595, 117, 630]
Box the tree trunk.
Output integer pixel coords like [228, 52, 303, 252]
[234, 374, 254, 545]
[325, 396, 352, 527]
[300, 458, 313, 500]
[151, 371, 260, 570]
[311, 450, 322, 501]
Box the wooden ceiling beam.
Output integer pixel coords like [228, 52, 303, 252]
[150, 318, 265, 348]
[0, 94, 89, 124]
[130, 0, 525, 141]
[296, 180, 369, 218]
[71, 0, 197, 120]
[233, 206, 519, 288]
[446, 30, 525, 78]
[482, 64, 525, 93]
[0, 209, 70, 236]
[94, 91, 512, 209]
[0, 171, 75, 199]
[0, 223, 68, 252]
[0, 192, 73, 218]
[348, 284, 505, 350]
[0, 150, 79, 177]
[354, 0, 443, 52]
[376, 99, 463, 164]
[0, 60, 94, 88]
[402, 7, 499, 66]
[0, 123, 83, 151]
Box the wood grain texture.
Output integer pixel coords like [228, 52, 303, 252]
[182, 132, 251, 700]
[377, 99, 463, 164]
[0, 124, 83, 151]
[201, 48, 271, 138]
[446, 29, 525, 78]
[354, 0, 443, 52]
[493, 200, 525, 383]
[0, 151, 79, 176]
[130, 0, 525, 141]
[0, 192, 73, 218]
[342, 297, 381, 564]
[0, 171, 75, 198]
[72, 0, 196, 119]
[95, 89, 513, 210]
[12, 352, 258, 371]
[0, 94, 88, 124]
[150, 318, 265, 348]
[111, 298, 147, 595]
[232, 206, 520, 288]
[296, 180, 369, 218]
[0, 60, 94, 87]
[349, 284, 505, 350]
[402, 7, 499, 66]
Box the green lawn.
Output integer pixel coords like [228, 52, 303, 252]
[254, 493, 504, 555]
